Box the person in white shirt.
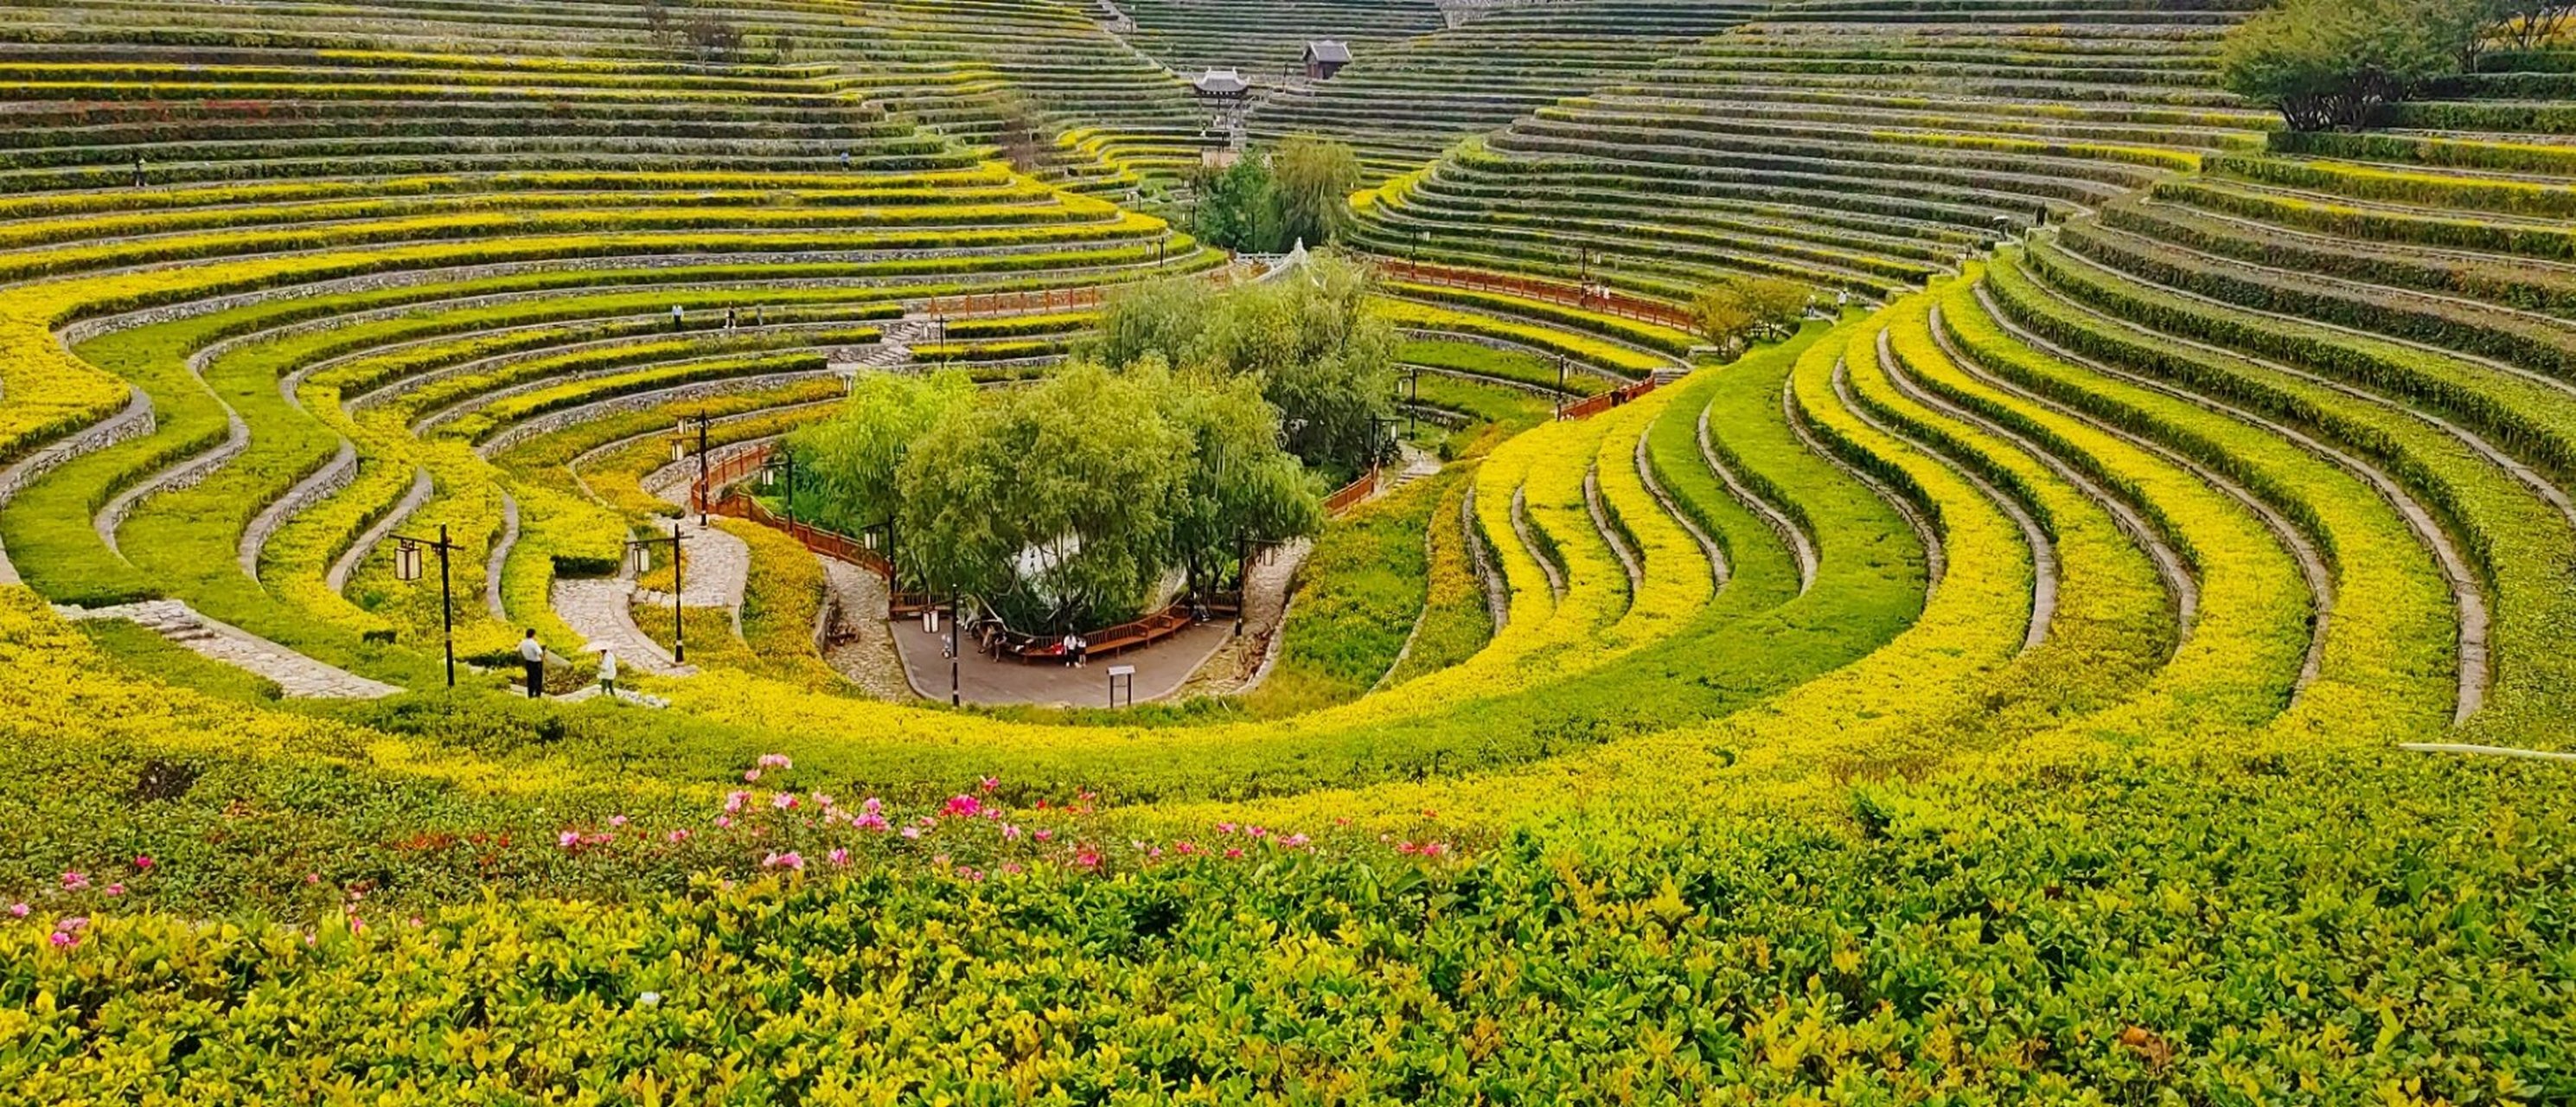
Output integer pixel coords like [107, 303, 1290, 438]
[518, 629, 545, 699]
[597, 649, 618, 701]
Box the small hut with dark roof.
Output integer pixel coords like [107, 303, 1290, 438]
[1303, 40, 1351, 80]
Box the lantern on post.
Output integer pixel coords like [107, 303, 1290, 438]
[385, 525, 461, 688]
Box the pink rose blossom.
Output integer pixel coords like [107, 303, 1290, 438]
[758, 753, 792, 770]
[724, 790, 750, 814]
[7, 903, 27, 919]
[559, 831, 582, 848]
[55, 917, 86, 934]
[1224, 848, 1245, 860]
[1000, 823, 1022, 841]
[978, 776, 999, 793]
[1033, 829, 1054, 842]
[714, 816, 733, 829]
[60, 871, 88, 892]
[102, 884, 124, 897]
[862, 797, 883, 815]
[900, 826, 922, 840]
[771, 793, 798, 811]
[762, 851, 805, 872]
[943, 795, 982, 818]
[1216, 822, 1237, 835]
[667, 829, 691, 844]
[1076, 850, 1103, 870]
[854, 811, 889, 832]
[48, 931, 75, 949]
[609, 816, 628, 828]
[828, 848, 850, 867]
[743, 769, 762, 784]
[132, 855, 154, 871]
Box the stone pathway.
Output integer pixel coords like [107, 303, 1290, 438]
[1175, 538, 1311, 699]
[629, 517, 750, 610]
[818, 557, 915, 700]
[57, 598, 403, 699]
[549, 578, 695, 677]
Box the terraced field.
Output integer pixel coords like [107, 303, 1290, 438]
[3, 0, 2573, 1098]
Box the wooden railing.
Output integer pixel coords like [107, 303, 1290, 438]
[1377, 258, 1699, 334]
[920, 286, 1108, 320]
[1556, 375, 1663, 421]
[1322, 466, 1381, 515]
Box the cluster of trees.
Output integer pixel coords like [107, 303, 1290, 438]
[1691, 276, 1816, 353]
[782, 253, 1397, 631]
[785, 365, 1320, 633]
[1085, 252, 1399, 477]
[1188, 136, 1362, 253]
[2221, 0, 2565, 130]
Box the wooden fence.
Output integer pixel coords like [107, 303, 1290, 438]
[1556, 376, 1663, 421]
[1377, 258, 1699, 334]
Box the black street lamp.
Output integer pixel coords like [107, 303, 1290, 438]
[1403, 363, 1420, 437]
[672, 414, 713, 526]
[1556, 355, 1570, 420]
[761, 451, 796, 529]
[948, 585, 962, 707]
[1366, 413, 1397, 468]
[389, 523, 463, 688]
[625, 523, 687, 664]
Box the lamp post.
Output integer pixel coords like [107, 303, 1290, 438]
[948, 585, 962, 707]
[388, 523, 462, 688]
[672, 414, 713, 526]
[1366, 413, 1397, 469]
[625, 522, 687, 664]
[1404, 363, 1420, 437]
[1556, 355, 1569, 420]
[761, 451, 796, 530]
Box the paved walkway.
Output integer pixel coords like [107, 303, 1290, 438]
[549, 577, 695, 677]
[819, 557, 914, 700]
[630, 516, 750, 610]
[1175, 538, 1310, 698]
[892, 611, 1239, 708]
[58, 599, 403, 699]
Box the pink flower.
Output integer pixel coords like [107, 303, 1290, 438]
[900, 826, 922, 840]
[1076, 849, 1103, 870]
[1002, 862, 1023, 875]
[758, 753, 792, 770]
[861, 797, 883, 815]
[943, 795, 982, 819]
[724, 790, 750, 814]
[978, 776, 999, 793]
[1033, 829, 1054, 842]
[48, 931, 76, 949]
[132, 855, 154, 871]
[56, 917, 86, 933]
[1000, 823, 1022, 841]
[609, 816, 629, 828]
[667, 829, 691, 844]
[828, 848, 850, 867]
[304, 873, 321, 885]
[1247, 826, 1269, 840]
[102, 884, 124, 897]
[762, 851, 805, 872]
[714, 816, 733, 829]
[811, 792, 835, 809]
[1216, 822, 1237, 835]
[771, 793, 798, 811]
[7, 903, 27, 918]
[1224, 848, 1245, 860]
[559, 831, 582, 849]
[348, 915, 367, 935]
[1280, 834, 1311, 848]
[854, 811, 889, 832]
[60, 871, 88, 892]
[743, 769, 762, 784]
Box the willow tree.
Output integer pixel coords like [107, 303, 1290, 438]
[781, 370, 975, 537]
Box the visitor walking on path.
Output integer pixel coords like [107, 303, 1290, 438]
[518, 629, 545, 698]
[597, 649, 618, 701]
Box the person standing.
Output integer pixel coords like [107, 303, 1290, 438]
[518, 629, 545, 699]
[1060, 632, 1077, 668]
[132, 156, 145, 189]
[839, 150, 851, 171]
[597, 649, 618, 701]
[725, 305, 738, 330]
[672, 304, 686, 333]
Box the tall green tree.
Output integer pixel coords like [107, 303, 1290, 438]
[2221, 0, 2483, 129]
[782, 370, 975, 539]
[1268, 135, 1363, 250]
[1188, 156, 1272, 253]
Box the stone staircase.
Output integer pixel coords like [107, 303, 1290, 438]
[834, 317, 930, 380]
[56, 599, 403, 699]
